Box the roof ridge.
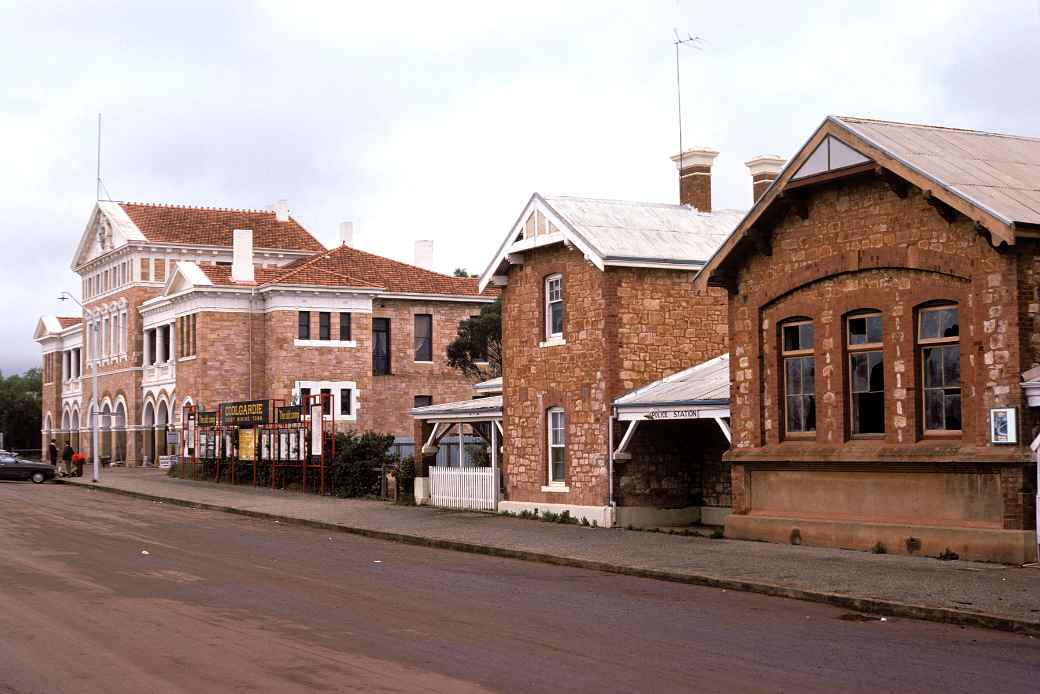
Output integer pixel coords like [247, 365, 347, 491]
[263, 246, 382, 288]
[120, 201, 281, 215]
[543, 194, 747, 216]
[834, 115, 1040, 143]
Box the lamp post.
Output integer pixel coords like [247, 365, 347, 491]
[58, 292, 100, 483]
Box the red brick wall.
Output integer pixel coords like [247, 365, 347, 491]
[725, 175, 1035, 529]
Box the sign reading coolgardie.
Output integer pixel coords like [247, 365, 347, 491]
[219, 400, 269, 427]
[197, 411, 218, 427]
[276, 406, 303, 424]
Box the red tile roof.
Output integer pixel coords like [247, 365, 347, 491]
[57, 317, 82, 328]
[119, 203, 326, 252]
[196, 264, 289, 287]
[263, 245, 491, 296]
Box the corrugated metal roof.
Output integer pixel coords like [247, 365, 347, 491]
[614, 354, 730, 408]
[473, 377, 502, 392]
[542, 196, 744, 264]
[835, 117, 1040, 225]
[410, 395, 503, 418]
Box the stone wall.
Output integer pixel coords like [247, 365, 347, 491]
[725, 174, 1036, 535]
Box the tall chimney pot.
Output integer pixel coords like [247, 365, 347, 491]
[414, 240, 435, 271]
[671, 146, 719, 212]
[339, 221, 354, 246]
[745, 155, 785, 202]
[274, 199, 290, 222]
[231, 229, 255, 283]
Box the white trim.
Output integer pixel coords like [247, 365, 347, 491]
[294, 380, 358, 422]
[538, 337, 567, 348]
[547, 406, 565, 486]
[498, 500, 612, 527]
[293, 339, 358, 348]
[540, 485, 571, 493]
[545, 273, 563, 341]
[377, 292, 494, 303]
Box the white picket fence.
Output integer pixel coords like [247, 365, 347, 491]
[430, 466, 499, 512]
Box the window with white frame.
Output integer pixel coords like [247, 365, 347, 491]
[919, 305, 961, 432]
[547, 407, 565, 485]
[545, 274, 563, 340]
[781, 320, 816, 435]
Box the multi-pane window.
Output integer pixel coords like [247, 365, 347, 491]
[548, 408, 566, 484]
[298, 311, 310, 340]
[340, 312, 352, 341]
[373, 318, 391, 375]
[848, 313, 884, 435]
[782, 320, 816, 434]
[340, 389, 353, 416]
[320, 388, 332, 416]
[414, 314, 433, 362]
[919, 305, 961, 432]
[319, 312, 331, 341]
[545, 274, 563, 339]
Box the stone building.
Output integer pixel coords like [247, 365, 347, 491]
[35, 201, 493, 465]
[697, 116, 1039, 563]
[473, 150, 769, 526]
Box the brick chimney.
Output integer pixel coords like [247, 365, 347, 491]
[414, 240, 434, 270]
[671, 147, 718, 212]
[274, 199, 289, 222]
[745, 155, 785, 202]
[339, 221, 354, 246]
[231, 229, 255, 283]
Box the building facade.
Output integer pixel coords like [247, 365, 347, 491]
[36, 201, 493, 464]
[698, 116, 1039, 563]
[476, 151, 770, 526]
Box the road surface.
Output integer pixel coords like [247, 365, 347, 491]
[0, 483, 1037, 693]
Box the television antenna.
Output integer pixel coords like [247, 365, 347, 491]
[673, 30, 703, 173]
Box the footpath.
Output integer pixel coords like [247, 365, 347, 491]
[62, 468, 1040, 635]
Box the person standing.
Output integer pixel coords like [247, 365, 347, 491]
[61, 442, 74, 477]
[48, 439, 59, 467]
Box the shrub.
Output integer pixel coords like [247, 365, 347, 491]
[870, 541, 887, 554]
[329, 431, 395, 498]
[394, 456, 416, 502]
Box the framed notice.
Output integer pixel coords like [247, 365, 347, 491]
[989, 407, 1017, 444]
[280, 431, 289, 461]
[199, 432, 208, 457]
[310, 404, 323, 456]
[261, 431, 271, 461]
[239, 429, 256, 461]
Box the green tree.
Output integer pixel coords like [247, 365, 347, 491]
[0, 368, 42, 451]
[447, 298, 501, 379]
[453, 267, 472, 277]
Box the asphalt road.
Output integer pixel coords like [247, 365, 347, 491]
[0, 484, 1037, 694]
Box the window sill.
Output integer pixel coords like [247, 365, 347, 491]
[541, 484, 570, 493]
[294, 339, 357, 348]
[414, 360, 434, 364]
[178, 355, 198, 363]
[538, 337, 567, 348]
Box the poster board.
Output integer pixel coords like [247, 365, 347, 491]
[239, 429, 256, 461]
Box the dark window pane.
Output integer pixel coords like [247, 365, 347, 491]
[786, 358, 802, 393]
[414, 314, 432, 361]
[414, 395, 433, 408]
[340, 389, 352, 415]
[923, 348, 943, 388]
[340, 313, 351, 341]
[944, 391, 961, 430]
[300, 387, 311, 405]
[319, 312, 331, 340]
[942, 345, 960, 387]
[941, 308, 959, 338]
[852, 392, 884, 434]
[851, 353, 869, 392]
[848, 317, 867, 345]
[803, 356, 815, 391]
[804, 395, 816, 431]
[868, 352, 884, 392]
[866, 315, 882, 344]
[550, 302, 563, 335]
[786, 395, 802, 432]
[298, 311, 310, 340]
[924, 389, 944, 430]
[920, 310, 941, 339]
[783, 325, 800, 352]
[321, 388, 331, 416]
[799, 323, 815, 349]
[373, 318, 391, 375]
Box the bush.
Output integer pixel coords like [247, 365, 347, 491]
[329, 431, 395, 498]
[394, 456, 416, 501]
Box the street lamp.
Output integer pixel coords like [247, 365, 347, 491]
[58, 292, 100, 484]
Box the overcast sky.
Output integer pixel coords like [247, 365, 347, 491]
[2, 0, 1039, 374]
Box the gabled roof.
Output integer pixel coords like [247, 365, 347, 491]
[119, 203, 326, 252]
[296, 244, 491, 297]
[696, 116, 1040, 289]
[614, 353, 730, 409]
[480, 193, 743, 291]
[33, 315, 81, 341]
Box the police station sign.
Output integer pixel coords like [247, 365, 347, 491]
[644, 408, 702, 421]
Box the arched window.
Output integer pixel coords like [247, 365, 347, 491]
[919, 305, 961, 432]
[847, 312, 884, 435]
[781, 320, 816, 434]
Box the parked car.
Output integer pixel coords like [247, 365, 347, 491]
[0, 453, 55, 483]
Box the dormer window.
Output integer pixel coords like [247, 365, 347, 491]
[545, 274, 563, 340]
